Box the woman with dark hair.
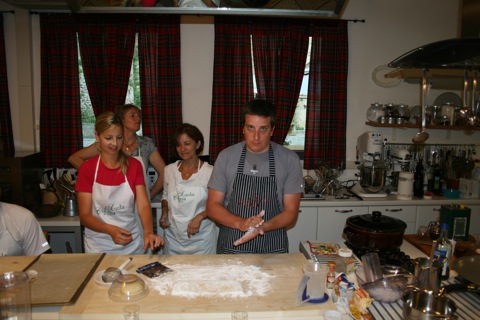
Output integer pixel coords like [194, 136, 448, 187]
[160, 123, 216, 254]
[75, 111, 163, 254]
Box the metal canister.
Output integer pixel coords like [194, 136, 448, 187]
[440, 102, 455, 126]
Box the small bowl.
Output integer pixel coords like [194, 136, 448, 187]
[355, 265, 416, 303]
[108, 274, 148, 302]
[442, 189, 461, 199]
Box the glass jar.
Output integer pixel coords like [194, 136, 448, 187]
[440, 102, 455, 126]
[366, 102, 384, 122]
[336, 248, 355, 275]
[326, 261, 336, 289]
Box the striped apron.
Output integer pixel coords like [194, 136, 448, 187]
[217, 144, 288, 254]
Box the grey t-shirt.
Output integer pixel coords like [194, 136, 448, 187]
[208, 141, 304, 210]
[130, 135, 158, 172]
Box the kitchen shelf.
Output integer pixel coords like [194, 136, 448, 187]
[365, 121, 480, 131]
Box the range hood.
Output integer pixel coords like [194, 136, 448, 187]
[385, 38, 480, 90]
[1, 0, 348, 18]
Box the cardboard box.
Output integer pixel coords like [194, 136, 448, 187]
[459, 178, 480, 198]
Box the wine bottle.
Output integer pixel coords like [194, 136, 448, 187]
[434, 223, 452, 280]
[414, 160, 424, 198]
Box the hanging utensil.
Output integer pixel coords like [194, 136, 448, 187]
[412, 69, 430, 144]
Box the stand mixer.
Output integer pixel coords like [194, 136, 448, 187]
[352, 132, 388, 197]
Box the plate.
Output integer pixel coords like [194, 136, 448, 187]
[433, 92, 462, 108]
[371, 65, 401, 88]
[94, 269, 128, 286]
[306, 241, 340, 255]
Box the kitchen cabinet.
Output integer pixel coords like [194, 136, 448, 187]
[37, 215, 83, 253]
[467, 205, 480, 235]
[317, 206, 368, 244]
[286, 206, 318, 253]
[369, 205, 417, 234]
[0, 152, 44, 210]
[415, 205, 442, 230]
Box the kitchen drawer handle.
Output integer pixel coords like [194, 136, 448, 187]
[335, 209, 353, 213]
[385, 208, 402, 212]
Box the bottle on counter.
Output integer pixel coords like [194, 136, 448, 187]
[428, 163, 443, 195]
[326, 261, 336, 289]
[335, 248, 355, 275]
[434, 223, 453, 280]
[414, 160, 424, 198]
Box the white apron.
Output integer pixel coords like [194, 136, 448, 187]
[84, 157, 142, 254]
[164, 161, 216, 254]
[132, 146, 153, 253]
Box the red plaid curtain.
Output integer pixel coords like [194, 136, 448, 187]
[209, 16, 255, 163]
[251, 17, 309, 144]
[39, 13, 82, 168]
[0, 14, 14, 156]
[77, 14, 136, 116]
[304, 20, 348, 169]
[138, 15, 182, 163]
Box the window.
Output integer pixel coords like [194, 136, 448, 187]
[78, 36, 141, 147]
[252, 37, 311, 151]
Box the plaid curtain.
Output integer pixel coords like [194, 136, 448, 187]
[209, 16, 255, 164]
[0, 14, 14, 156]
[138, 15, 182, 163]
[39, 13, 82, 168]
[77, 14, 136, 116]
[304, 20, 348, 169]
[251, 17, 309, 144]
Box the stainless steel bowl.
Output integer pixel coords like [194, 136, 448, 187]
[402, 289, 457, 320]
[358, 161, 388, 193]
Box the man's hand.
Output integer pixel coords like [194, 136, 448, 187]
[233, 210, 265, 246]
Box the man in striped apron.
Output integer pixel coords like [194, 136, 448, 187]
[207, 99, 304, 253]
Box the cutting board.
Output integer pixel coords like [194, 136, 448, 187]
[24, 253, 105, 306]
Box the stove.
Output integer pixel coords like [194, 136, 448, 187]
[344, 242, 415, 274]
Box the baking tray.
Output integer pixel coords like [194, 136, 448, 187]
[23, 253, 105, 306]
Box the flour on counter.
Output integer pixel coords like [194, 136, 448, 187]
[148, 262, 274, 299]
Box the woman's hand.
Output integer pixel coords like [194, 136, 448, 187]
[187, 214, 204, 238]
[107, 225, 133, 246]
[143, 233, 164, 252]
[159, 212, 170, 229]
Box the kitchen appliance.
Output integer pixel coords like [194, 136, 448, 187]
[459, 178, 480, 198]
[343, 211, 407, 251]
[354, 132, 388, 197]
[439, 204, 471, 241]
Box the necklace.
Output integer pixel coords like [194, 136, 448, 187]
[181, 159, 199, 179]
[124, 135, 137, 151]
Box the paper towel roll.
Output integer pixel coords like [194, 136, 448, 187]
[397, 172, 414, 200]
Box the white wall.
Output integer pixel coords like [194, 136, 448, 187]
[2, 0, 478, 166]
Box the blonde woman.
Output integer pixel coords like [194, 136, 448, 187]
[75, 111, 163, 254]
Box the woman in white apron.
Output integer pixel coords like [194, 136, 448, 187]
[68, 104, 166, 201]
[76, 112, 163, 254]
[160, 123, 216, 254]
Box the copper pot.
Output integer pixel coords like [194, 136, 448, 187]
[343, 211, 407, 250]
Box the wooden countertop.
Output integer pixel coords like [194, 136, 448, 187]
[1, 254, 334, 320]
[60, 253, 333, 319]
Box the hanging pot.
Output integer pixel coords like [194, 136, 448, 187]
[343, 211, 407, 250]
